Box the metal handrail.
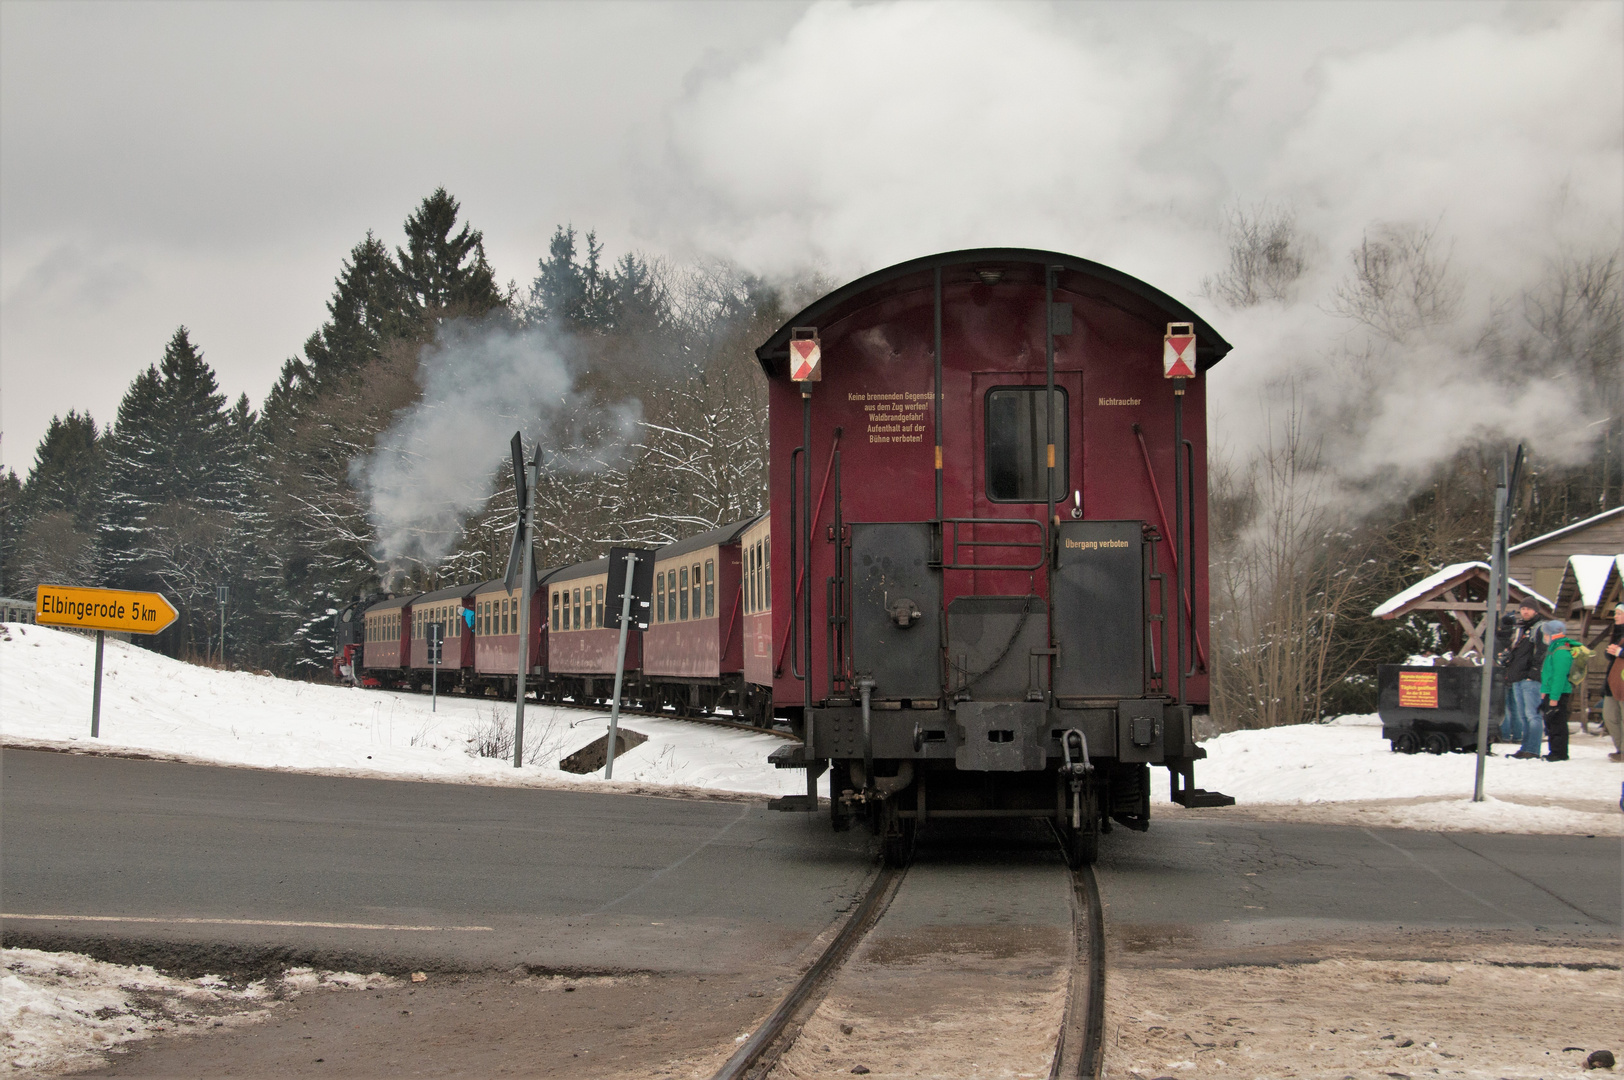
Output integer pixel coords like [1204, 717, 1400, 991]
[937, 517, 1046, 571]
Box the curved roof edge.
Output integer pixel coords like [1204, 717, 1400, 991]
[756, 247, 1231, 378]
[656, 515, 763, 562]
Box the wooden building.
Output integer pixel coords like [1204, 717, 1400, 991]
[1507, 506, 1624, 608]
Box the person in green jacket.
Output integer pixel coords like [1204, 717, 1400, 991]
[1536, 620, 1574, 762]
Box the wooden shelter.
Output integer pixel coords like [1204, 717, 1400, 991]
[1373, 561, 1554, 660]
[1553, 553, 1624, 721]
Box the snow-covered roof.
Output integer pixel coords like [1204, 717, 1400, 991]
[1563, 554, 1624, 609]
[1372, 561, 1554, 619]
[1508, 506, 1624, 554]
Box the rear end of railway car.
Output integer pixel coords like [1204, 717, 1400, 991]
[644, 517, 769, 724]
[546, 558, 644, 706]
[759, 249, 1234, 865]
[741, 513, 774, 706]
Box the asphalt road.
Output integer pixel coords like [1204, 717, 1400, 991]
[1093, 807, 1621, 964]
[0, 748, 875, 976]
[4, 749, 1619, 979]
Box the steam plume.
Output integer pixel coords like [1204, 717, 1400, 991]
[354, 318, 641, 569]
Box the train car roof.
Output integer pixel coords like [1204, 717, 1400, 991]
[755, 247, 1232, 378]
[365, 593, 421, 614]
[656, 516, 763, 563]
[412, 582, 484, 605]
[547, 557, 611, 584]
[471, 566, 571, 596]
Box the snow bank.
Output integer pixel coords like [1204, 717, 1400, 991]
[0, 947, 393, 1075]
[1156, 714, 1622, 835]
[0, 623, 820, 799]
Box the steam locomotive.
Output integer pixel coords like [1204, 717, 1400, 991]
[336, 248, 1234, 866]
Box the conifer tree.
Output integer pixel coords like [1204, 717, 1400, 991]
[99, 328, 247, 654]
[395, 188, 503, 317]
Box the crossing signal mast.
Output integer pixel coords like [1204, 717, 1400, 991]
[506, 432, 542, 768]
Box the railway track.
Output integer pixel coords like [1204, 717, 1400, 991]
[712, 830, 1107, 1080]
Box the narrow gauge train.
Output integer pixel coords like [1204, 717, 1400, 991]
[333, 247, 1233, 866]
[334, 518, 775, 726]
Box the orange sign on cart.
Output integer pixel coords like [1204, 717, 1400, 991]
[1397, 670, 1439, 708]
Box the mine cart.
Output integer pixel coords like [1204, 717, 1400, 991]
[1377, 664, 1503, 754]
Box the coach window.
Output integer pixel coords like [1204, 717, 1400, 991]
[595, 584, 605, 628]
[550, 592, 559, 632]
[656, 572, 666, 622]
[690, 564, 700, 618]
[679, 566, 689, 619]
[705, 559, 715, 617]
[985, 387, 1067, 502]
[570, 588, 579, 630]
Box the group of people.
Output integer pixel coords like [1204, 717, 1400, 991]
[1497, 601, 1624, 763]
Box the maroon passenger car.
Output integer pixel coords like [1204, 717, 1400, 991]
[644, 517, 768, 723]
[471, 569, 561, 695]
[756, 248, 1234, 864]
[546, 558, 643, 704]
[360, 593, 416, 687]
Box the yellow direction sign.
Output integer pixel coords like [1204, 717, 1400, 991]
[35, 586, 178, 636]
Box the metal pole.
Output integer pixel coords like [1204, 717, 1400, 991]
[803, 388, 816, 806]
[513, 448, 541, 768]
[432, 626, 439, 713]
[91, 630, 105, 738]
[1473, 470, 1508, 801]
[1045, 266, 1056, 550]
[219, 595, 226, 668]
[1172, 378, 1187, 706]
[604, 551, 639, 780]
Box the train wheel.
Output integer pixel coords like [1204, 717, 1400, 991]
[880, 812, 915, 868]
[1395, 731, 1421, 754]
[1064, 821, 1100, 869]
[1423, 732, 1451, 755]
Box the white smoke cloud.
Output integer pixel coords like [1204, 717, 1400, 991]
[642, 0, 1623, 486]
[354, 318, 641, 569]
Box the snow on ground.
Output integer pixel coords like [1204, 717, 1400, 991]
[1154, 714, 1623, 836]
[1, 947, 394, 1075]
[2, 623, 1618, 833]
[0, 622, 821, 800]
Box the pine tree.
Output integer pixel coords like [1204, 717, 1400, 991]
[301, 233, 412, 386]
[99, 328, 247, 655]
[395, 188, 503, 318]
[22, 410, 104, 526]
[0, 469, 23, 596]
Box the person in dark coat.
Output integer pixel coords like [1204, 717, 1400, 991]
[1500, 602, 1545, 754]
[1600, 602, 1623, 763]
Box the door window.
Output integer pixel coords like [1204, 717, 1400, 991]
[985, 387, 1068, 502]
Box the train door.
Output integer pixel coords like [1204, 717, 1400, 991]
[947, 370, 1082, 702]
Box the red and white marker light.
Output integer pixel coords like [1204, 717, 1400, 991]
[1163, 322, 1197, 379]
[789, 328, 822, 383]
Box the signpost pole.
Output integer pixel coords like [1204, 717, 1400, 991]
[217, 585, 228, 668]
[512, 445, 541, 769]
[431, 623, 440, 713]
[1473, 464, 1509, 802]
[604, 551, 639, 781]
[90, 630, 105, 738]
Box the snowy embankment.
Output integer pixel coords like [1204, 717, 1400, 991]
[1154, 715, 1622, 836]
[2, 623, 1617, 834]
[0, 622, 819, 799]
[1, 949, 394, 1076]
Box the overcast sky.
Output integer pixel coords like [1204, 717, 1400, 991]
[2, 0, 1619, 474]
